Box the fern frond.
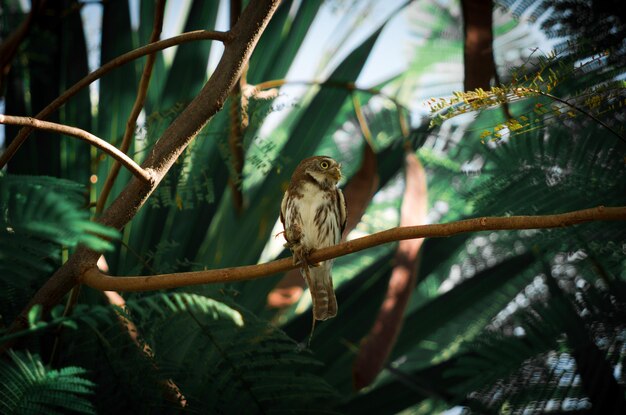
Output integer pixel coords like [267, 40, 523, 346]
[0, 173, 119, 323]
[29, 292, 340, 413]
[0, 350, 95, 415]
[0, 174, 118, 252]
[172, 303, 339, 414]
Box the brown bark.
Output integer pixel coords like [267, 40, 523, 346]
[1, 0, 281, 354]
[353, 151, 427, 390]
[228, 0, 246, 213]
[462, 0, 495, 90]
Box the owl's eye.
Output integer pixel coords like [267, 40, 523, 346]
[320, 161, 330, 169]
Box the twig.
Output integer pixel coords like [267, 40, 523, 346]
[96, 0, 166, 215]
[228, 0, 246, 213]
[253, 79, 411, 114]
[48, 284, 81, 365]
[80, 206, 626, 292]
[0, 115, 152, 182]
[351, 92, 374, 147]
[522, 87, 626, 144]
[0, 29, 230, 169]
[103, 290, 187, 407]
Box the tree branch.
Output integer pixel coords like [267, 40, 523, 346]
[0, 29, 230, 169]
[81, 206, 626, 292]
[252, 79, 411, 114]
[228, 0, 246, 213]
[0, 114, 152, 182]
[96, 0, 166, 215]
[1, 0, 281, 355]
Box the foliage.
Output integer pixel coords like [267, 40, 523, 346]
[1, 0, 625, 414]
[0, 173, 118, 324]
[428, 50, 626, 144]
[0, 350, 95, 414]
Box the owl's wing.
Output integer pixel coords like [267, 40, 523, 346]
[280, 190, 289, 229]
[336, 188, 347, 235]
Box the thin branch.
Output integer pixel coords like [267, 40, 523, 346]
[521, 87, 626, 144]
[81, 206, 626, 292]
[96, 0, 166, 215]
[351, 92, 374, 147]
[0, 29, 231, 169]
[253, 79, 411, 114]
[228, 0, 246, 213]
[48, 284, 81, 366]
[103, 290, 187, 407]
[0, 115, 152, 182]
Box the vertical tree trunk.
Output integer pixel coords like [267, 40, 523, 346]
[353, 151, 428, 390]
[461, 0, 496, 90]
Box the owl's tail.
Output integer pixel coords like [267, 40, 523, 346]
[304, 261, 337, 321]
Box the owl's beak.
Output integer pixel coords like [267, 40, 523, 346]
[331, 166, 342, 180]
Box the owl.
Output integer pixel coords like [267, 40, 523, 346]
[280, 156, 347, 321]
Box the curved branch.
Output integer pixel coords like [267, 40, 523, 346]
[0, 29, 231, 169]
[82, 205, 626, 292]
[0, 115, 152, 182]
[96, 0, 166, 214]
[252, 79, 411, 114]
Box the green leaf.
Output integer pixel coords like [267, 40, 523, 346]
[248, 0, 323, 82]
[0, 175, 119, 294]
[392, 253, 536, 359]
[27, 304, 42, 328]
[158, 0, 219, 112]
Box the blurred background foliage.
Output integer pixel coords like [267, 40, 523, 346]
[0, 0, 625, 413]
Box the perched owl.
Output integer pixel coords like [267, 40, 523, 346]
[280, 156, 347, 321]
